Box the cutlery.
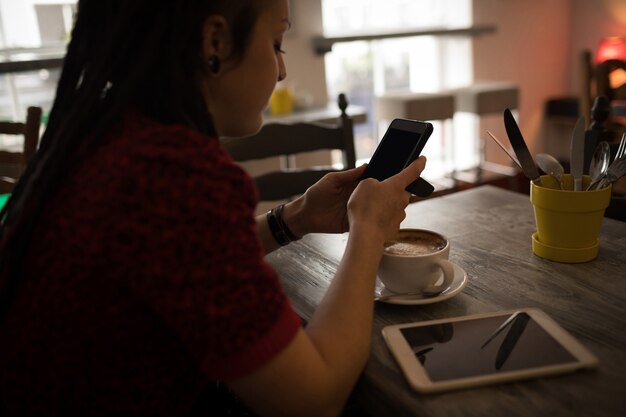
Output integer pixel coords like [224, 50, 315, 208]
[570, 117, 586, 191]
[586, 141, 611, 191]
[597, 156, 626, 190]
[616, 132, 626, 161]
[583, 96, 610, 173]
[503, 109, 542, 185]
[594, 134, 626, 190]
[486, 130, 522, 170]
[536, 153, 564, 190]
[374, 285, 450, 302]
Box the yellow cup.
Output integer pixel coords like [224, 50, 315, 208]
[530, 174, 611, 263]
[269, 87, 293, 115]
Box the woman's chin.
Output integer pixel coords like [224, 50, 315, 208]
[222, 116, 263, 138]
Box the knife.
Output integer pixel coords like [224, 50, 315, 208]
[503, 109, 542, 185]
[570, 117, 586, 191]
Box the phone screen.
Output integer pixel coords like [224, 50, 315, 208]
[399, 313, 577, 382]
[364, 128, 424, 182]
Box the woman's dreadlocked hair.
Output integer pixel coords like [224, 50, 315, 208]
[0, 0, 270, 319]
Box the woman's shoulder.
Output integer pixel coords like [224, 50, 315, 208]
[68, 112, 258, 214]
[113, 112, 231, 166]
[109, 113, 250, 185]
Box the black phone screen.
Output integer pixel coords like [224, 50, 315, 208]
[363, 128, 424, 181]
[399, 313, 577, 382]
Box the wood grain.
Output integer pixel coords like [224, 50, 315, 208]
[265, 185, 626, 417]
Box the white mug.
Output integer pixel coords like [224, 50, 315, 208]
[378, 229, 455, 293]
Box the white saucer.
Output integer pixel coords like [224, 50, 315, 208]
[376, 262, 468, 305]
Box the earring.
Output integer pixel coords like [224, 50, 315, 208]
[208, 55, 221, 74]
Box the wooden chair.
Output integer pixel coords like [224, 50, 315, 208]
[222, 94, 356, 201]
[579, 51, 626, 221]
[0, 106, 43, 194]
[580, 49, 626, 125]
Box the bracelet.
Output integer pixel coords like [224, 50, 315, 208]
[275, 204, 301, 242]
[267, 204, 301, 246]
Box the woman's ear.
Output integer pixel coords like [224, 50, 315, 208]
[201, 15, 232, 66]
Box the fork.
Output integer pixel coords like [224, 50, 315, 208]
[616, 132, 626, 161]
[596, 156, 626, 189]
[591, 134, 626, 190]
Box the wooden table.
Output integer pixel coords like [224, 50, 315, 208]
[265, 185, 626, 417]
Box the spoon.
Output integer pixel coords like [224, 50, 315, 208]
[374, 285, 451, 302]
[586, 141, 611, 191]
[597, 156, 626, 190]
[535, 153, 564, 189]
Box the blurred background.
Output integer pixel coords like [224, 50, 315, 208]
[1, 0, 625, 194]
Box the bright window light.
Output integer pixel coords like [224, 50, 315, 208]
[322, 0, 476, 179]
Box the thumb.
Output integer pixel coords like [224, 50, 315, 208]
[332, 164, 368, 183]
[389, 156, 427, 187]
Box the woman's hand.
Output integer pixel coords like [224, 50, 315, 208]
[284, 165, 368, 236]
[283, 157, 427, 239]
[347, 156, 427, 245]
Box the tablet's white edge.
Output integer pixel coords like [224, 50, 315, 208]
[382, 307, 599, 394]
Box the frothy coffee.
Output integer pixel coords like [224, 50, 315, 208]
[384, 230, 447, 256]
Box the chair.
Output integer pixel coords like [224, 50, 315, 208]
[595, 59, 626, 102]
[448, 81, 520, 187]
[579, 51, 626, 221]
[221, 94, 356, 201]
[0, 106, 43, 194]
[579, 49, 626, 126]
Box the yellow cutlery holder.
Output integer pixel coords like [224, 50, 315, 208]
[530, 174, 611, 263]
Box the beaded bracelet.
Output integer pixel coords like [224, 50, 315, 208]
[267, 204, 301, 246]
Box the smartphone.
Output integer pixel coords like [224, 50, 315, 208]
[360, 118, 434, 196]
[383, 308, 598, 393]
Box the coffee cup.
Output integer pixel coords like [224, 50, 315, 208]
[378, 229, 455, 294]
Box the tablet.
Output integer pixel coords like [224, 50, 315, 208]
[382, 308, 598, 393]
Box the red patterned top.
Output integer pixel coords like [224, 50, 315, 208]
[0, 113, 302, 416]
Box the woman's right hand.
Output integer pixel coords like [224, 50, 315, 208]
[347, 156, 427, 245]
[234, 160, 428, 417]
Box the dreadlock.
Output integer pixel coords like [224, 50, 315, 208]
[0, 0, 269, 319]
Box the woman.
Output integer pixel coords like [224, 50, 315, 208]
[0, 1, 427, 416]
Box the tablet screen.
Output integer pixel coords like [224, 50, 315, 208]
[399, 312, 577, 382]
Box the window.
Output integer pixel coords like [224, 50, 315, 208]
[322, 0, 476, 179]
[0, 0, 75, 125]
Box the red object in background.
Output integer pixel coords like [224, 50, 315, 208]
[595, 36, 626, 64]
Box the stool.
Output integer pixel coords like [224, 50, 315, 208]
[449, 81, 519, 186]
[375, 91, 455, 122]
[451, 81, 518, 115]
[375, 91, 456, 177]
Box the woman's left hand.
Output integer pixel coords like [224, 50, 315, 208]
[284, 165, 368, 236]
